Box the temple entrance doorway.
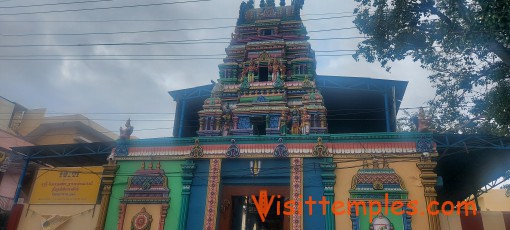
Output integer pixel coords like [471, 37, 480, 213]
[218, 186, 290, 230]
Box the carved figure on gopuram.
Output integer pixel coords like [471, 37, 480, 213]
[120, 118, 134, 140]
[301, 108, 310, 135]
[196, 0, 327, 137]
[222, 104, 233, 136]
[290, 108, 301, 134]
[247, 59, 257, 82]
[279, 111, 288, 136]
[271, 58, 280, 81]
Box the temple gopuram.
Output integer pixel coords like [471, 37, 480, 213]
[197, 0, 326, 137]
[101, 1, 441, 230]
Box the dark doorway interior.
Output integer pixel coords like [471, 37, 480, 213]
[259, 67, 269, 82]
[261, 29, 273, 36]
[251, 117, 266, 135]
[219, 186, 290, 230]
[231, 196, 285, 230]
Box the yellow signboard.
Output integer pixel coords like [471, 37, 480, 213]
[30, 166, 103, 204]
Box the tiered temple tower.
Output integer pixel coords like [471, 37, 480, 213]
[197, 0, 328, 136]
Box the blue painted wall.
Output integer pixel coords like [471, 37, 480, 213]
[303, 158, 326, 229]
[222, 158, 290, 185]
[186, 160, 210, 230]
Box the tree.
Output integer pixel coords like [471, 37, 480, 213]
[503, 170, 510, 197]
[353, 0, 510, 135]
[396, 109, 418, 132]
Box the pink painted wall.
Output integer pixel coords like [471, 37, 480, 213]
[0, 167, 21, 210]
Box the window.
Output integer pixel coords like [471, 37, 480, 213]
[259, 67, 269, 82]
[261, 29, 273, 36]
[205, 117, 215, 130]
[295, 65, 306, 75]
[311, 114, 320, 127]
[251, 116, 266, 135]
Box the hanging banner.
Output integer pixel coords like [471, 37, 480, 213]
[41, 215, 72, 230]
[30, 166, 103, 204]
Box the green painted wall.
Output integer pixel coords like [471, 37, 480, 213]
[104, 160, 184, 230]
[357, 206, 405, 230]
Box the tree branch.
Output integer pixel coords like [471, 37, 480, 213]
[454, 0, 510, 67]
[488, 41, 510, 67]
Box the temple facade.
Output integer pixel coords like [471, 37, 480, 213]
[102, 1, 440, 230]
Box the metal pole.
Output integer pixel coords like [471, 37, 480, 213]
[392, 86, 397, 132]
[473, 187, 481, 211]
[178, 99, 186, 138]
[384, 93, 391, 132]
[13, 157, 29, 205]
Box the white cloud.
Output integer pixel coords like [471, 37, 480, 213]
[0, 0, 436, 138]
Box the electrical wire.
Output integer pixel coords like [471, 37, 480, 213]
[0, 0, 212, 16]
[0, 26, 356, 37]
[0, 25, 236, 37]
[0, 35, 366, 47]
[0, 0, 119, 9]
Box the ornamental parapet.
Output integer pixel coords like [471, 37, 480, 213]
[114, 133, 435, 160]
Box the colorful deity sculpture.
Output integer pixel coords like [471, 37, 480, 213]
[301, 108, 310, 135]
[290, 108, 301, 134]
[279, 111, 288, 135]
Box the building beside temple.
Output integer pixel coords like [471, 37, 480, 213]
[102, 1, 441, 230]
[0, 96, 118, 230]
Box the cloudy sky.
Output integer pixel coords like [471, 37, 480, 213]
[0, 0, 435, 138]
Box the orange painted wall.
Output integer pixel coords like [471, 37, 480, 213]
[478, 189, 510, 211]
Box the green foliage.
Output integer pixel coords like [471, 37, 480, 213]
[396, 110, 418, 132]
[504, 184, 510, 197]
[353, 0, 510, 135]
[504, 170, 510, 197]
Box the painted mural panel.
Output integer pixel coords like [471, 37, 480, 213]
[103, 161, 183, 230]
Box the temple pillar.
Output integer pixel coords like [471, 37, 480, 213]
[417, 161, 440, 230]
[203, 159, 222, 230]
[320, 114, 327, 128]
[178, 160, 196, 230]
[199, 117, 205, 131]
[233, 116, 238, 129]
[96, 161, 117, 230]
[320, 158, 336, 230]
[290, 158, 303, 230]
[215, 117, 221, 130]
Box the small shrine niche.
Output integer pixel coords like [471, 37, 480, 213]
[117, 162, 170, 230]
[349, 158, 411, 230]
